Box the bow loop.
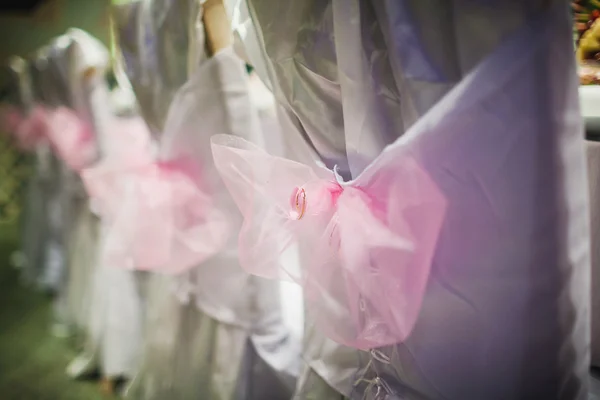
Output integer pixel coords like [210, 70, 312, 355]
[212, 134, 326, 280]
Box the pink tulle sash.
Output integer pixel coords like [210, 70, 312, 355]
[0, 104, 97, 170]
[0, 105, 22, 136]
[211, 134, 446, 349]
[0, 105, 46, 150]
[81, 116, 154, 218]
[82, 117, 230, 274]
[44, 106, 97, 171]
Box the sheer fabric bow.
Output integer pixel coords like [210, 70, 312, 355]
[83, 118, 230, 274]
[43, 106, 97, 170]
[0, 105, 46, 151]
[1, 104, 97, 170]
[212, 135, 446, 349]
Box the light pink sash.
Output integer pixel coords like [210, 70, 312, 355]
[43, 106, 97, 170]
[83, 117, 230, 274]
[0, 105, 45, 151]
[211, 134, 446, 349]
[1, 104, 97, 170]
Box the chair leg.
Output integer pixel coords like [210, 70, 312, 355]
[100, 376, 115, 396]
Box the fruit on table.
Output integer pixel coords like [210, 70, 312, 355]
[578, 19, 600, 62]
[580, 64, 600, 85]
[574, 0, 600, 40]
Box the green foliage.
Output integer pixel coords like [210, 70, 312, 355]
[0, 135, 31, 225]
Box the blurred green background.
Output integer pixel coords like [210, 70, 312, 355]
[0, 2, 115, 398]
[0, 220, 114, 399]
[0, 0, 110, 63]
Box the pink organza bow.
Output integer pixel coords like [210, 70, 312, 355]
[44, 106, 97, 171]
[1, 104, 97, 170]
[82, 116, 155, 219]
[82, 117, 230, 274]
[212, 134, 446, 350]
[0, 105, 46, 150]
[104, 158, 230, 274]
[0, 105, 23, 136]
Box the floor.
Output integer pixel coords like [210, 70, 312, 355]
[0, 223, 113, 400]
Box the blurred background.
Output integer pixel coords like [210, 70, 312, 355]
[0, 0, 110, 62]
[0, 2, 113, 399]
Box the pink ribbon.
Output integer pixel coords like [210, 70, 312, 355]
[211, 134, 446, 349]
[82, 117, 230, 275]
[0, 104, 97, 171]
[0, 105, 46, 151]
[0, 105, 23, 136]
[44, 107, 97, 171]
